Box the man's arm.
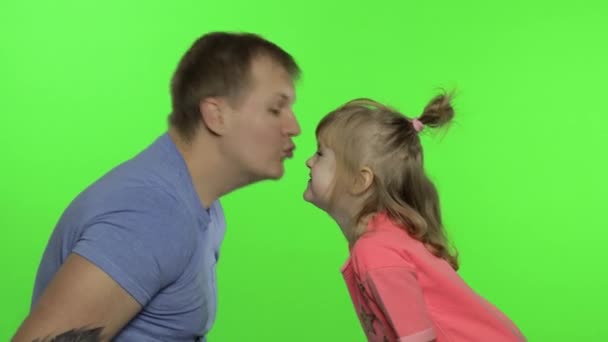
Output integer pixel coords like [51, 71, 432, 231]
[32, 327, 103, 342]
[12, 253, 141, 342]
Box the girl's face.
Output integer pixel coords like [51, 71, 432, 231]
[303, 142, 336, 211]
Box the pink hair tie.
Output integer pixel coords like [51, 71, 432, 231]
[412, 118, 424, 132]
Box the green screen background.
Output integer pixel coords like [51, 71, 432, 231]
[2, 0, 607, 341]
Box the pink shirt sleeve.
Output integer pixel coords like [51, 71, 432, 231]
[365, 267, 436, 342]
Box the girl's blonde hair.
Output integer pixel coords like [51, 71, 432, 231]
[317, 93, 459, 270]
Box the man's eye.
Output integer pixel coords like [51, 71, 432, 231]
[269, 108, 280, 115]
[316, 150, 323, 157]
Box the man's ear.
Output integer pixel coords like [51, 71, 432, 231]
[199, 97, 229, 136]
[352, 166, 374, 195]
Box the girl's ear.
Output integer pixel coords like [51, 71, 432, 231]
[352, 166, 374, 195]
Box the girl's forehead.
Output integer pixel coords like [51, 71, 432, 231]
[317, 127, 338, 150]
[316, 137, 329, 148]
[316, 130, 330, 143]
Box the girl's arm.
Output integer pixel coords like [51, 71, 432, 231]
[365, 267, 436, 342]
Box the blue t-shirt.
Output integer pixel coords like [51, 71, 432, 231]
[32, 133, 226, 341]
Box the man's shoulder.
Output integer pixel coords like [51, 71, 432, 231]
[74, 175, 179, 212]
[75, 139, 182, 211]
[60, 172, 186, 241]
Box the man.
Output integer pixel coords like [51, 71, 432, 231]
[13, 31, 301, 341]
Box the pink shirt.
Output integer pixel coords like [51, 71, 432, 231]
[341, 212, 526, 342]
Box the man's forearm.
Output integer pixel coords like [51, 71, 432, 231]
[18, 326, 104, 342]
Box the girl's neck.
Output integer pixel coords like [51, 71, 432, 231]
[331, 209, 372, 250]
[327, 194, 375, 249]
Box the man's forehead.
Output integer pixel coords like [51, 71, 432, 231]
[249, 57, 295, 97]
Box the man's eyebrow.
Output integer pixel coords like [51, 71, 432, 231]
[275, 93, 295, 104]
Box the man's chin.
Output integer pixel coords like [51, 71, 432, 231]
[269, 164, 285, 179]
[255, 164, 284, 181]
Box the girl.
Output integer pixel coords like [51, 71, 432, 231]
[303, 94, 526, 342]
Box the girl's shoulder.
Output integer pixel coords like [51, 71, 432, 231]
[350, 230, 418, 274]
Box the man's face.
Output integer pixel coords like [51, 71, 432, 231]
[222, 56, 300, 182]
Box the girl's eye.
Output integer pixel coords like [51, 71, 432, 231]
[269, 108, 280, 115]
[316, 150, 323, 157]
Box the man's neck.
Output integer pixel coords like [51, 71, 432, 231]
[168, 128, 250, 208]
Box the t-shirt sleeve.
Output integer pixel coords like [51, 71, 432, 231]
[365, 267, 436, 342]
[71, 187, 194, 306]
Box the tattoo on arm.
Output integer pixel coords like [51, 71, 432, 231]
[31, 327, 103, 342]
